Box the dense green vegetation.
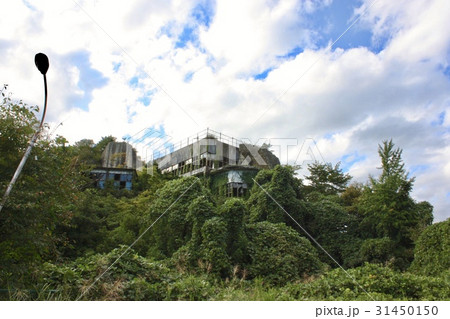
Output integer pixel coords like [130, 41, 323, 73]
[0, 89, 448, 300]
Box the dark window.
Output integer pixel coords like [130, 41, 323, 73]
[226, 182, 248, 197]
[200, 144, 216, 154]
[114, 174, 121, 181]
[208, 145, 216, 154]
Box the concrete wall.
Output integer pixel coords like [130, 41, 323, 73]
[102, 142, 138, 169]
[156, 137, 240, 171]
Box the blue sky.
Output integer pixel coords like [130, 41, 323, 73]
[1, 0, 449, 221]
[64, 50, 108, 111]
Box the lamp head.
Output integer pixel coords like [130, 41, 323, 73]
[35, 53, 49, 75]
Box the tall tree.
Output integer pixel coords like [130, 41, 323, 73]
[358, 140, 433, 269]
[305, 161, 352, 196]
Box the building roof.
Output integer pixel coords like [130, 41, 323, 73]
[154, 128, 280, 176]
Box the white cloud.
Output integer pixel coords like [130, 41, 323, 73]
[199, 0, 317, 76]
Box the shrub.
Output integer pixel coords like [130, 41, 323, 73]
[144, 177, 207, 258]
[166, 275, 215, 300]
[36, 246, 172, 300]
[359, 237, 395, 264]
[284, 263, 449, 300]
[218, 198, 248, 264]
[410, 218, 450, 277]
[200, 217, 231, 277]
[245, 222, 323, 285]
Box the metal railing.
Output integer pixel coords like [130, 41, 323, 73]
[152, 128, 243, 160]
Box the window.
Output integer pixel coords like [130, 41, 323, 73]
[200, 144, 216, 154]
[226, 182, 247, 197]
[208, 145, 216, 154]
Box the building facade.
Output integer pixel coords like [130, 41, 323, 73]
[91, 141, 140, 190]
[154, 129, 279, 197]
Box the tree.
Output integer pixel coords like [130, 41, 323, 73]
[60, 189, 118, 257]
[72, 139, 97, 166]
[305, 161, 352, 196]
[358, 140, 433, 269]
[0, 88, 84, 286]
[340, 183, 364, 215]
[248, 165, 307, 227]
[187, 197, 216, 250]
[70, 136, 117, 168]
[358, 237, 396, 265]
[0, 86, 37, 180]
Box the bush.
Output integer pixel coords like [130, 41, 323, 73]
[410, 218, 450, 277]
[36, 246, 172, 300]
[284, 263, 449, 300]
[245, 222, 323, 285]
[306, 197, 362, 267]
[218, 198, 248, 264]
[166, 275, 215, 300]
[359, 237, 395, 264]
[144, 177, 208, 258]
[200, 217, 231, 277]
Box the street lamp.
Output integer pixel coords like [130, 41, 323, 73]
[0, 53, 49, 213]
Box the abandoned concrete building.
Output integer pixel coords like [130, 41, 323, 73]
[154, 129, 280, 197]
[91, 142, 141, 190]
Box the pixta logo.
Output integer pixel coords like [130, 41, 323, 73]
[139, 136, 324, 176]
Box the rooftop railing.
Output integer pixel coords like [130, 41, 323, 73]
[152, 128, 243, 160]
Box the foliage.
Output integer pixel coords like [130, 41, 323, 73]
[103, 171, 169, 255]
[358, 237, 396, 265]
[35, 246, 172, 300]
[0, 90, 84, 287]
[245, 222, 323, 285]
[218, 198, 248, 264]
[248, 165, 307, 227]
[144, 177, 211, 258]
[71, 136, 116, 168]
[305, 161, 352, 196]
[0, 86, 37, 178]
[410, 218, 450, 277]
[306, 196, 362, 268]
[358, 140, 433, 269]
[284, 263, 449, 301]
[166, 274, 216, 301]
[199, 217, 231, 277]
[1, 91, 446, 301]
[210, 278, 293, 301]
[60, 189, 118, 257]
[187, 197, 216, 249]
[340, 183, 364, 215]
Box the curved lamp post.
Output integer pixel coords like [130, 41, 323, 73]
[0, 53, 49, 213]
